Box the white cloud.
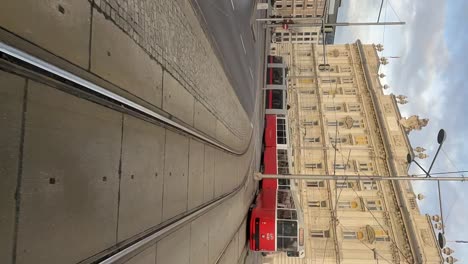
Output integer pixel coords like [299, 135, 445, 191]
[336, 0, 468, 259]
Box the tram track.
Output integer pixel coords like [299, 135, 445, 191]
[0, 41, 249, 156]
[0, 41, 259, 263]
[97, 156, 257, 264]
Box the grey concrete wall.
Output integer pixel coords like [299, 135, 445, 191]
[0, 71, 26, 264]
[0, 72, 253, 263]
[16, 81, 122, 264]
[118, 115, 165, 242]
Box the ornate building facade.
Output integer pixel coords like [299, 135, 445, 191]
[270, 0, 342, 44]
[262, 41, 445, 264]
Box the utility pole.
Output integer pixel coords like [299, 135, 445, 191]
[265, 21, 406, 28]
[254, 172, 466, 182]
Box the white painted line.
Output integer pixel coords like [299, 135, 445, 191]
[230, 0, 235, 10]
[239, 34, 246, 55]
[249, 67, 254, 80]
[0, 41, 241, 155]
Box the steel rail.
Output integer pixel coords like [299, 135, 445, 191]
[0, 41, 243, 155]
[0, 41, 261, 264]
[97, 146, 257, 264]
[99, 190, 236, 264]
[214, 213, 250, 264]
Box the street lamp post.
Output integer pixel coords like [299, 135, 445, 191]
[407, 129, 448, 249]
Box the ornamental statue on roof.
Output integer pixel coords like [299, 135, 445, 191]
[396, 95, 408, 104]
[399, 115, 429, 132]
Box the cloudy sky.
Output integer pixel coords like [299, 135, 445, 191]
[335, 0, 468, 260]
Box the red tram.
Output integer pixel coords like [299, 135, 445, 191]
[249, 56, 305, 258]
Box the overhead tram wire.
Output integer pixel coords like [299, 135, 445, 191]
[337, 222, 394, 264]
[318, 7, 338, 261]
[325, 144, 413, 263]
[439, 148, 464, 226]
[386, 0, 403, 22]
[412, 170, 468, 177]
[326, 147, 413, 263]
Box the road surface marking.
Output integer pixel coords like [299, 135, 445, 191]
[240, 34, 246, 55]
[230, 0, 235, 10]
[249, 67, 254, 80]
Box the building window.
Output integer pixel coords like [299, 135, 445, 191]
[330, 136, 348, 144]
[325, 105, 343, 112]
[362, 180, 378, 190]
[301, 105, 317, 111]
[308, 200, 328, 208]
[310, 230, 330, 238]
[300, 90, 315, 94]
[328, 121, 344, 127]
[344, 88, 357, 95]
[366, 200, 383, 211]
[343, 231, 358, 240]
[305, 163, 322, 169]
[296, 3, 303, 7]
[336, 180, 355, 188]
[347, 103, 361, 112]
[338, 200, 360, 209]
[303, 121, 319, 126]
[341, 77, 353, 84]
[340, 66, 352, 72]
[358, 162, 374, 172]
[375, 236, 391, 242]
[334, 163, 350, 170]
[306, 181, 325, 188]
[322, 78, 337, 84]
[305, 137, 320, 143]
[352, 120, 365, 128]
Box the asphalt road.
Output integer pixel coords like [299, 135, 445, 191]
[191, 0, 266, 119]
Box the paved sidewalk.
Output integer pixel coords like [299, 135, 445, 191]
[0, 0, 252, 148]
[91, 0, 251, 139]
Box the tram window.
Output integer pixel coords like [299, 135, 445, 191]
[277, 220, 298, 236]
[271, 90, 284, 109]
[278, 179, 290, 186]
[279, 186, 291, 190]
[277, 149, 290, 174]
[277, 118, 287, 144]
[277, 190, 295, 208]
[272, 68, 284, 84]
[277, 237, 298, 251]
[277, 209, 297, 220]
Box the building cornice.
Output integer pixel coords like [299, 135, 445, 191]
[356, 39, 426, 264]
